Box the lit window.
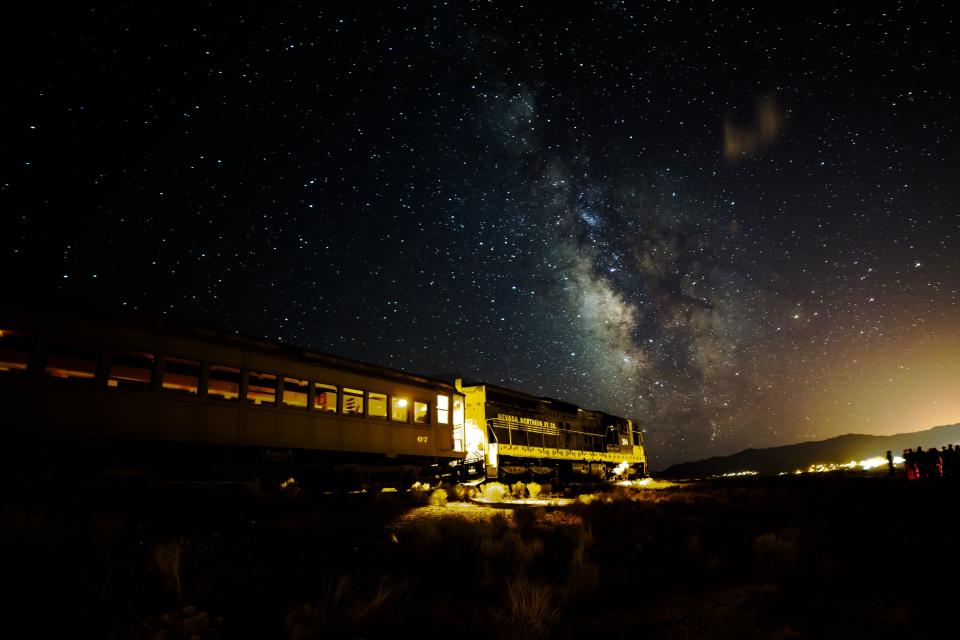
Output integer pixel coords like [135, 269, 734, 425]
[162, 357, 200, 394]
[414, 401, 429, 424]
[108, 350, 153, 390]
[437, 394, 449, 424]
[44, 340, 98, 380]
[314, 383, 337, 413]
[343, 388, 364, 415]
[247, 371, 276, 406]
[283, 377, 308, 409]
[452, 396, 465, 452]
[0, 328, 32, 373]
[368, 392, 387, 418]
[453, 395, 464, 427]
[207, 365, 240, 400]
[391, 397, 409, 422]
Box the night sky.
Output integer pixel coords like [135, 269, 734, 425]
[4, 2, 960, 468]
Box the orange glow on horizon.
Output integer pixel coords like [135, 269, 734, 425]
[802, 330, 960, 438]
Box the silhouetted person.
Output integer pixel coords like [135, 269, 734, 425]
[927, 446, 943, 478]
[904, 448, 917, 480]
[886, 450, 895, 476]
[944, 445, 958, 478]
[916, 446, 928, 478]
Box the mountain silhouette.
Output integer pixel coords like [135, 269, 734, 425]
[658, 423, 960, 478]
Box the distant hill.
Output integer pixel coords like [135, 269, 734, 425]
[658, 423, 960, 478]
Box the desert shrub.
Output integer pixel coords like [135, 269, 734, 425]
[402, 519, 443, 551]
[562, 556, 600, 600]
[408, 481, 433, 504]
[503, 575, 560, 639]
[348, 575, 408, 623]
[512, 481, 527, 499]
[567, 523, 593, 562]
[513, 506, 545, 531]
[752, 530, 799, 578]
[138, 605, 214, 640]
[449, 483, 477, 501]
[481, 482, 507, 502]
[286, 574, 407, 639]
[682, 533, 703, 564]
[150, 541, 183, 597]
[429, 488, 448, 507]
[526, 482, 542, 500]
[481, 528, 544, 571]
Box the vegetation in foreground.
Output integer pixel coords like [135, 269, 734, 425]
[1, 469, 956, 639]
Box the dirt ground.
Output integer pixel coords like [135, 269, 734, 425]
[1, 470, 956, 639]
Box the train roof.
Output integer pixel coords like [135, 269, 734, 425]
[1, 288, 461, 394]
[465, 381, 630, 422]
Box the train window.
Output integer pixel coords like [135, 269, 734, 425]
[314, 383, 337, 413]
[368, 392, 387, 418]
[0, 328, 32, 373]
[512, 428, 528, 447]
[452, 396, 464, 429]
[413, 401, 429, 424]
[44, 340, 98, 381]
[247, 371, 277, 406]
[606, 426, 620, 446]
[108, 350, 154, 390]
[391, 397, 409, 422]
[162, 358, 200, 394]
[493, 424, 510, 446]
[436, 394, 449, 424]
[208, 365, 241, 401]
[282, 377, 308, 409]
[343, 388, 364, 415]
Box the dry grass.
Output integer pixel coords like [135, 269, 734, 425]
[285, 574, 407, 639]
[9, 472, 960, 638]
[503, 575, 561, 639]
[150, 541, 183, 597]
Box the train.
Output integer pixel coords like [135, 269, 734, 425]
[0, 293, 646, 487]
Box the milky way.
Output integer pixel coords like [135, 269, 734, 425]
[4, 2, 960, 467]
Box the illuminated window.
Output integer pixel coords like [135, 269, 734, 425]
[44, 340, 98, 381]
[452, 396, 465, 452]
[207, 365, 240, 400]
[0, 329, 32, 373]
[391, 397, 409, 422]
[343, 388, 364, 415]
[162, 357, 200, 394]
[368, 392, 387, 418]
[413, 401, 429, 424]
[314, 383, 338, 413]
[437, 394, 449, 424]
[453, 396, 464, 428]
[108, 350, 153, 390]
[283, 377, 308, 409]
[247, 371, 276, 406]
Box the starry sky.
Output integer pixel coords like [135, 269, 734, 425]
[4, 2, 960, 469]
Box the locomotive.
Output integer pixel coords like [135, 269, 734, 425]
[459, 382, 646, 483]
[0, 294, 646, 486]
